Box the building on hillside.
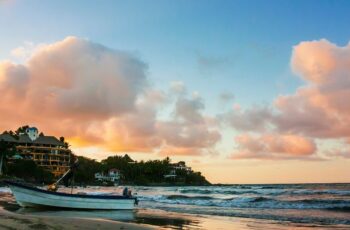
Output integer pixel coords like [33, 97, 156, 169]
[164, 161, 192, 178]
[0, 127, 71, 177]
[171, 161, 192, 174]
[95, 168, 121, 183]
[163, 168, 176, 178]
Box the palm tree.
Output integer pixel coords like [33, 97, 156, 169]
[0, 140, 16, 176]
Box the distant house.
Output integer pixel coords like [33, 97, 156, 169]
[163, 168, 176, 178]
[0, 127, 71, 177]
[171, 161, 192, 174]
[95, 168, 121, 183]
[164, 161, 192, 178]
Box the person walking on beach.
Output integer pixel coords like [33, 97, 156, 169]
[123, 187, 133, 197]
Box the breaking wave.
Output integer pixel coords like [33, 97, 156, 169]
[138, 194, 350, 210]
[0, 187, 11, 194]
[178, 188, 350, 196]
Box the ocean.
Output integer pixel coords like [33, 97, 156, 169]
[139, 183, 350, 226]
[1, 183, 350, 229]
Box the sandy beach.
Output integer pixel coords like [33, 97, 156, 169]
[0, 210, 154, 230]
[2, 205, 346, 230]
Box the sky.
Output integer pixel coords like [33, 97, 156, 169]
[1, 0, 350, 183]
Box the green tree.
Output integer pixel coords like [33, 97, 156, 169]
[6, 159, 54, 183]
[15, 125, 30, 136]
[0, 140, 16, 176]
[74, 156, 102, 185]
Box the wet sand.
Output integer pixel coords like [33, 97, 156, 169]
[0, 211, 154, 230]
[0, 206, 305, 230]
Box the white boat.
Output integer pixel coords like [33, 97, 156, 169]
[6, 181, 137, 210]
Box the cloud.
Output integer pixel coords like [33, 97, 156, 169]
[2, 37, 148, 120]
[226, 39, 350, 159]
[231, 134, 316, 159]
[99, 102, 162, 152]
[0, 36, 149, 148]
[30, 37, 148, 118]
[325, 149, 350, 159]
[0, 37, 221, 157]
[273, 39, 350, 138]
[222, 106, 273, 132]
[291, 39, 339, 84]
[96, 93, 221, 155]
[175, 97, 205, 124]
[158, 95, 221, 156]
[0, 61, 29, 100]
[11, 41, 46, 61]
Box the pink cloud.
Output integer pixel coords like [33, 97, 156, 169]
[226, 39, 350, 159]
[0, 37, 220, 157]
[0, 37, 148, 143]
[291, 39, 339, 84]
[231, 134, 316, 159]
[274, 39, 350, 138]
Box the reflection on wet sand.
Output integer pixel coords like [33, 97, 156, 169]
[15, 208, 136, 221]
[14, 206, 200, 229]
[132, 209, 201, 229]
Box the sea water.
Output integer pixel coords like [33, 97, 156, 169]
[133, 184, 350, 226]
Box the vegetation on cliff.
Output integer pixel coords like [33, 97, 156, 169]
[74, 154, 210, 186]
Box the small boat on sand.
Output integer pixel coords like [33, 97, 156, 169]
[6, 181, 137, 210]
[5, 159, 138, 210]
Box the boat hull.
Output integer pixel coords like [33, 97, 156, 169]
[7, 182, 136, 210]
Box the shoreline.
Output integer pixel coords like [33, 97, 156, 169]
[3, 205, 348, 230]
[0, 202, 284, 230]
[0, 207, 155, 230]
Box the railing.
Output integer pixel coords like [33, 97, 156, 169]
[16, 145, 71, 152]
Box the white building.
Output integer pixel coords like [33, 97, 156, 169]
[164, 169, 176, 178]
[95, 168, 121, 183]
[172, 162, 192, 174]
[164, 161, 192, 178]
[26, 127, 39, 141]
